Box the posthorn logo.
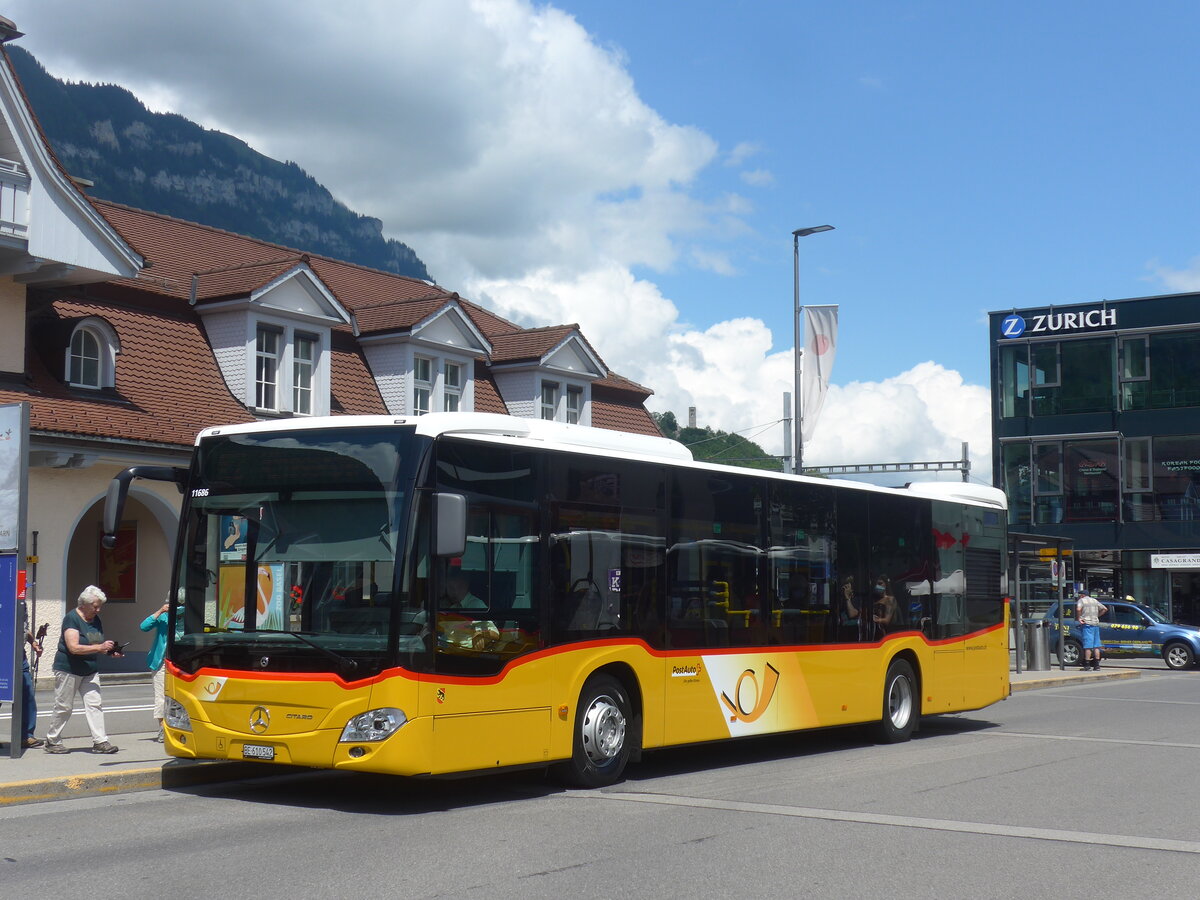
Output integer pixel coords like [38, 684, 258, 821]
[1001, 314, 1026, 338]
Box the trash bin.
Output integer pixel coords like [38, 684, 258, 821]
[1025, 620, 1050, 671]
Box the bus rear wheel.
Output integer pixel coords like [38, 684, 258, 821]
[876, 659, 917, 743]
[557, 674, 631, 788]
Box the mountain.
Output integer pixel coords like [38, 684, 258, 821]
[8, 46, 431, 281]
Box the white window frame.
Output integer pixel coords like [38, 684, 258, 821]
[443, 360, 463, 413]
[566, 385, 583, 424]
[67, 328, 101, 388]
[256, 326, 281, 411]
[541, 381, 559, 420]
[414, 356, 433, 416]
[292, 333, 317, 415]
[65, 318, 119, 389]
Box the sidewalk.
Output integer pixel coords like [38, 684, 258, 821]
[1, 664, 1140, 808]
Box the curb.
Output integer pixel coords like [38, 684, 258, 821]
[0, 759, 296, 807]
[1011, 669, 1141, 692]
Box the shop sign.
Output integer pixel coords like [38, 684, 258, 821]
[1151, 553, 1200, 569]
[1000, 307, 1117, 339]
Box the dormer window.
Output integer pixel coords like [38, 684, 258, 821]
[65, 318, 119, 389]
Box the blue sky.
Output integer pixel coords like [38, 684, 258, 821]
[11, 0, 1200, 480]
[563, 0, 1200, 385]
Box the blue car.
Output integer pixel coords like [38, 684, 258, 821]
[1040, 600, 1200, 670]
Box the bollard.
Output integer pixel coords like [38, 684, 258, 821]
[1025, 620, 1050, 671]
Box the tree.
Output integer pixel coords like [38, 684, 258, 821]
[655, 413, 782, 472]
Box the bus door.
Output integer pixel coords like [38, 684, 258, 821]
[426, 440, 552, 772]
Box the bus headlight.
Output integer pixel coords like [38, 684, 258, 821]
[340, 708, 407, 742]
[165, 697, 192, 732]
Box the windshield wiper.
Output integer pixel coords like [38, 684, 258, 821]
[256, 629, 359, 673]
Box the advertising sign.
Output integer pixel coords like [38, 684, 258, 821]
[1151, 554, 1200, 569]
[0, 403, 23, 552]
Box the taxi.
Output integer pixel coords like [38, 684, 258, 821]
[1041, 599, 1200, 670]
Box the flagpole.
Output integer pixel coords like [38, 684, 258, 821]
[792, 225, 834, 475]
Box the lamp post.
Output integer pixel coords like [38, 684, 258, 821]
[793, 225, 834, 474]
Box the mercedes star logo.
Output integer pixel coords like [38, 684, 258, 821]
[249, 706, 271, 734]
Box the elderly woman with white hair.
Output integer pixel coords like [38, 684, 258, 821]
[44, 585, 122, 754]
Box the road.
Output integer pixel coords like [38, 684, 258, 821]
[3, 661, 1200, 899]
[1, 678, 162, 743]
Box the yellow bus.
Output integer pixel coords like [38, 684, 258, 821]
[105, 413, 1009, 787]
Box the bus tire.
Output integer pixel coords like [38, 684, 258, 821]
[876, 658, 917, 743]
[557, 674, 631, 788]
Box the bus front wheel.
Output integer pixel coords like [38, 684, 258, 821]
[876, 659, 917, 743]
[557, 674, 631, 788]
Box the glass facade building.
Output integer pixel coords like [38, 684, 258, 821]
[990, 293, 1200, 624]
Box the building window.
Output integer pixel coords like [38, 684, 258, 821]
[1002, 443, 1032, 526]
[541, 382, 559, 420]
[293, 334, 316, 415]
[1031, 338, 1114, 416]
[1063, 439, 1118, 523]
[1123, 437, 1153, 522]
[67, 328, 101, 388]
[1034, 442, 1062, 524]
[566, 386, 583, 424]
[998, 344, 1029, 418]
[1119, 336, 1149, 411]
[444, 361, 462, 412]
[1154, 435, 1200, 520]
[256, 327, 281, 410]
[1143, 331, 1200, 410]
[414, 356, 432, 415]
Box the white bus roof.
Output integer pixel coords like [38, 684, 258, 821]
[195, 413, 1005, 510]
[196, 413, 695, 462]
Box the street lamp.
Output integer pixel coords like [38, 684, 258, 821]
[793, 225, 834, 474]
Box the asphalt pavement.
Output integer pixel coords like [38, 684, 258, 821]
[0, 662, 1144, 808]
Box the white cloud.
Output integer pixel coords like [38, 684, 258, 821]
[725, 141, 761, 167]
[739, 168, 775, 187]
[1148, 257, 1200, 292]
[9, 0, 992, 487]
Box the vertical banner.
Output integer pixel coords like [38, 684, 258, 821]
[800, 305, 838, 442]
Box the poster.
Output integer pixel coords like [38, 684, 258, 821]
[98, 521, 137, 602]
[218, 563, 284, 630]
[220, 514, 248, 561]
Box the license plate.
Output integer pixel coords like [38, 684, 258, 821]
[242, 743, 275, 760]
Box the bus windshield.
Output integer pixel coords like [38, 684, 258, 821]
[171, 425, 425, 678]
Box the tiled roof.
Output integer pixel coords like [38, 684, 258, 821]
[590, 396, 661, 436]
[2, 297, 254, 444]
[472, 361, 508, 414]
[489, 325, 579, 363]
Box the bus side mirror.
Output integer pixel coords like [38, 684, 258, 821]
[434, 492, 467, 558]
[102, 465, 188, 548]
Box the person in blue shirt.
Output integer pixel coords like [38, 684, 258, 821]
[140, 597, 171, 742]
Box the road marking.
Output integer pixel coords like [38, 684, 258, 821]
[988, 730, 1200, 750]
[581, 791, 1200, 855]
[0, 703, 155, 721]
